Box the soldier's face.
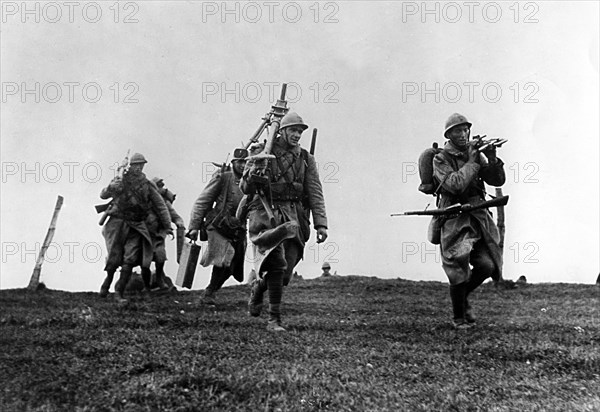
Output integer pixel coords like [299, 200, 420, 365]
[280, 126, 304, 148]
[447, 124, 470, 148]
[129, 163, 144, 173]
[232, 159, 246, 175]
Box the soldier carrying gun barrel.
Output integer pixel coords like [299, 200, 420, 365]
[241, 108, 328, 332]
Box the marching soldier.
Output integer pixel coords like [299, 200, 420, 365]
[433, 114, 506, 329]
[186, 150, 248, 305]
[241, 112, 328, 331]
[98, 153, 173, 302]
[146, 177, 185, 292]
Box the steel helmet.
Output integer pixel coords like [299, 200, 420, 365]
[130, 153, 148, 164]
[231, 148, 248, 161]
[322, 262, 331, 270]
[279, 112, 309, 131]
[151, 177, 164, 187]
[444, 113, 472, 136]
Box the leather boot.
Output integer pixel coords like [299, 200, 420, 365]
[114, 265, 132, 303]
[99, 270, 115, 298]
[449, 283, 471, 329]
[154, 262, 169, 290]
[201, 288, 217, 305]
[267, 303, 285, 332]
[141, 267, 152, 294]
[464, 297, 476, 324]
[248, 278, 266, 317]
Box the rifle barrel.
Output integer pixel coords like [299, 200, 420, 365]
[310, 128, 317, 155]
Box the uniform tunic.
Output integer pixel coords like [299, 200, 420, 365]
[433, 141, 506, 285]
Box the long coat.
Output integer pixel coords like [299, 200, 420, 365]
[240, 141, 328, 272]
[433, 141, 506, 285]
[100, 171, 171, 270]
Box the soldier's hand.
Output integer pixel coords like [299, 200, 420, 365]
[165, 229, 174, 240]
[249, 158, 268, 175]
[186, 229, 198, 241]
[467, 146, 479, 163]
[482, 144, 497, 163]
[248, 141, 265, 156]
[108, 177, 124, 192]
[316, 227, 328, 244]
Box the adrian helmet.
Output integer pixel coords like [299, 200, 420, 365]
[279, 112, 309, 131]
[231, 148, 248, 161]
[151, 177, 164, 187]
[129, 153, 148, 164]
[444, 113, 472, 136]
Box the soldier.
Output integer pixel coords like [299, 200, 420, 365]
[186, 150, 248, 305]
[321, 262, 331, 277]
[98, 153, 173, 302]
[241, 112, 328, 331]
[146, 177, 186, 292]
[433, 114, 506, 329]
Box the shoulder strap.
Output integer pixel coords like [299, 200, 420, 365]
[433, 150, 453, 196]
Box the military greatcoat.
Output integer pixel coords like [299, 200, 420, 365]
[433, 141, 506, 285]
[101, 171, 172, 270]
[241, 140, 328, 273]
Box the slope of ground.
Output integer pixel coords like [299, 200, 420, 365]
[1, 276, 599, 411]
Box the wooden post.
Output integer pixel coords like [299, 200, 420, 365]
[495, 188, 505, 283]
[495, 188, 505, 249]
[28, 195, 64, 291]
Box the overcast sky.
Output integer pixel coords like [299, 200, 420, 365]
[1, 1, 598, 291]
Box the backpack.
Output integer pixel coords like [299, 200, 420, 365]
[417, 142, 447, 245]
[418, 142, 443, 195]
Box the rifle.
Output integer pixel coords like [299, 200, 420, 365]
[96, 150, 131, 225]
[246, 83, 289, 226]
[391, 195, 509, 217]
[309, 128, 317, 155]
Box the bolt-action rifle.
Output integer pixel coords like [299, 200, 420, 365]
[95, 150, 131, 225]
[391, 195, 509, 217]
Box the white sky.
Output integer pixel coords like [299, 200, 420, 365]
[1, 1, 598, 291]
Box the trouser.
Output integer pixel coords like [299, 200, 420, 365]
[206, 266, 231, 292]
[207, 240, 246, 292]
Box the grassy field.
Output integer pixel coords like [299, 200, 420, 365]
[1, 276, 599, 411]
